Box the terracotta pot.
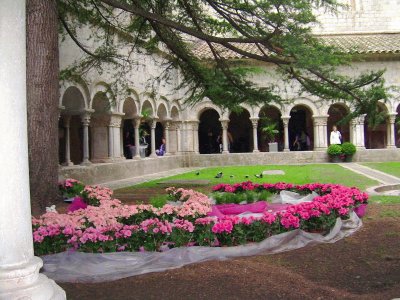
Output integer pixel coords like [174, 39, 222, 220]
[344, 155, 353, 162]
[329, 155, 342, 163]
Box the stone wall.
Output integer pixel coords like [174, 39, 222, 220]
[314, 0, 400, 34]
[59, 155, 186, 185]
[59, 149, 400, 185]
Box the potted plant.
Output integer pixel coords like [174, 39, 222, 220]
[341, 142, 356, 162]
[327, 144, 342, 163]
[260, 118, 280, 152]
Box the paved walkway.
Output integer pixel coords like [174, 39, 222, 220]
[340, 163, 400, 185]
[99, 167, 200, 190]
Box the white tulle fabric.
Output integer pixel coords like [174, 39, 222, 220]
[42, 212, 362, 283]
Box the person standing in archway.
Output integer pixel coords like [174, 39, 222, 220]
[330, 125, 342, 145]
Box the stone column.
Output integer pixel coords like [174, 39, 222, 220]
[0, 1, 66, 298]
[164, 119, 171, 155]
[220, 119, 229, 154]
[107, 120, 114, 161]
[120, 126, 125, 158]
[81, 112, 92, 165]
[281, 116, 291, 152]
[58, 107, 65, 168]
[133, 117, 141, 158]
[192, 121, 200, 154]
[387, 113, 397, 149]
[250, 118, 259, 152]
[63, 115, 74, 166]
[110, 114, 123, 159]
[313, 115, 328, 150]
[150, 118, 158, 157]
[176, 121, 182, 153]
[351, 114, 366, 149]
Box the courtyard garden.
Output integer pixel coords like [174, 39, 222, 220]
[33, 163, 400, 299]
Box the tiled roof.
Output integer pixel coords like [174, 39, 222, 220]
[192, 33, 400, 59]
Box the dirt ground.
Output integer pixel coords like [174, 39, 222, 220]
[57, 187, 400, 300]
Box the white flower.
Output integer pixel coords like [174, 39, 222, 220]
[45, 205, 57, 213]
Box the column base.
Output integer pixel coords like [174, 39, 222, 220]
[0, 257, 66, 300]
[252, 150, 260, 153]
[222, 150, 229, 154]
[149, 154, 157, 158]
[63, 161, 74, 167]
[386, 145, 397, 149]
[283, 148, 290, 152]
[356, 146, 366, 150]
[80, 160, 92, 166]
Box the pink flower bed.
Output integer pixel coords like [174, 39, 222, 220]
[33, 181, 368, 255]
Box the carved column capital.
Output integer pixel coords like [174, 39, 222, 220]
[133, 116, 142, 128]
[351, 114, 366, 125]
[162, 118, 172, 130]
[281, 115, 291, 126]
[81, 112, 92, 126]
[151, 118, 159, 129]
[219, 119, 229, 130]
[312, 115, 328, 126]
[191, 121, 199, 131]
[174, 121, 182, 130]
[108, 115, 120, 127]
[388, 113, 397, 124]
[250, 117, 259, 128]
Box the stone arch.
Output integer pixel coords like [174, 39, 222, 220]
[228, 108, 252, 153]
[59, 86, 87, 165]
[140, 99, 155, 117]
[198, 108, 221, 154]
[118, 88, 140, 114]
[193, 101, 222, 120]
[289, 104, 314, 151]
[327, 103, 350, 144]
[60, 82, 89, 109]
[61, 86, 86, 114]
[121, 97, 138, 119]
[284, 98, 319, 116]
[121, 97, 139, 159]
[364, 102, 389, 149]
[90, 91, 112, 162]
[89, 82, 114, 111]
[237, 103, 255, 118]
[171, 105, 181, 121]
[157, 103, 169, 120]
[258, 104, 283, 152]
[254, 103, 282, 118]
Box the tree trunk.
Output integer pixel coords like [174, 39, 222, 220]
[27, 0, 60, 215]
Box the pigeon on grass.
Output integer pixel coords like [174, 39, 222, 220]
[215, 172, 223, 178]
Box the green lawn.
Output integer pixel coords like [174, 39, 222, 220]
[361, 162, 400, 178]
[127, 164, 378, 190]
[368, 195, 400, 204]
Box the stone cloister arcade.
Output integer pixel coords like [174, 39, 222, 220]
[59, 83, 400, 166]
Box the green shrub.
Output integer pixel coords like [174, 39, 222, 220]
[327, 144, 342, 156]
[341, 142, 356, 155]
[149, 195, 169, 208]
[258, 190, 273, 201]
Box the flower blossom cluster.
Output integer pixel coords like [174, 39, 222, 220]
[158, 187, 212, 218]
[33, 181, 367, 255]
